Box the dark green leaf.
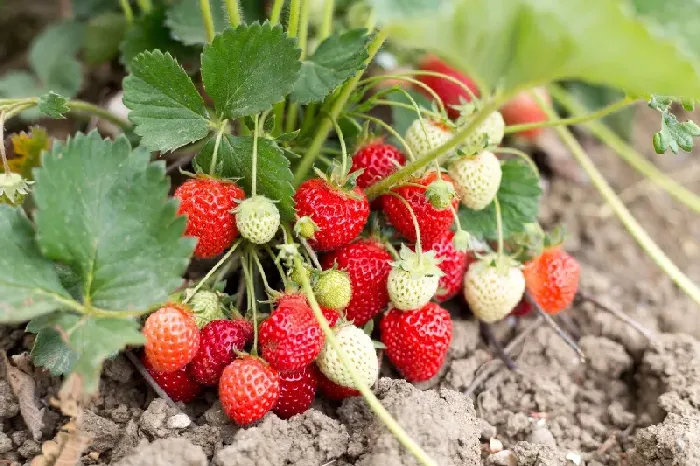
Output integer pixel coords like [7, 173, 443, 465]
[166, 0, 229, 45]
[276, 129, 300, 141]
[194, 135, 295, 220]
[33, 132, 194, 313]
[72, 0, 115, 19]
[84, 12, 128, 64]
[123, 50, 211, 152]
[290, 29, 370, 104]
[29, 21, 84, 97]
[458, 159, 541, 240]
[38, 92, 70, 119]
[0, 206, 74, 323]
[653, 112, 700, 154]
[564, 82, 635, 141]
[30, 327, 77, 376]
[202, 22, 301, 119]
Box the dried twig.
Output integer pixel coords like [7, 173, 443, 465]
[479, 322, 517, 370]
[125, 350, 183, 413]
[526, 293, 586, 362]
[2, 352, 43, 440]
[576, 292, 656, 342]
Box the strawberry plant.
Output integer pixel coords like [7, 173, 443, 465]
[4, 0, 700, 464]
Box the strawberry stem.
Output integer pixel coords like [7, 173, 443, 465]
[209, 122, 228, 175]
[251, 113, 260, 196]
[199, 0, 216, 43]
[358, 75, 448, 118]
[300, 238, 323, 269]
[319, 0, 335, 40]
[225, 0, 242, 27]
[390, 192, 423, 256]
[250, 246, 276, 297]
[136, 0, 152, 14]
[330, 117, 349, 177]
[264, 244, 290, 289]
[347, 112, 416, 161]
[494, 197, 504, 260]
[269, 0, 284, 25]
[0, 112, 10, 174]
[242, 250, 260, 355]
[492, 147, 539, 176]
[184, 240, 242, 304]
[119, 0, 134, 26]
[526, 292, 586, 362]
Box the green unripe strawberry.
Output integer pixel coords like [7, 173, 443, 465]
[458, 111, 505, 152]
[235, 195, 280, 244]
[405, 118, 454, 159]
[463, 255, 525, 323]
[0, 173, 33, 206]
[387, 246, 443, 311]
[314, 269, 352, 310]
[316, 324, 378, 389]
[187, 290, 226, 328]
[448, 151, 502, 210]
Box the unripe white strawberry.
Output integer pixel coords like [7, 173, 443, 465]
[463, 255, 525, 323]
[317, 325, 378, 389]
[448, 151, 502, 210]
[314, 269, 352, 310]
[235, 195, 280, 244]
[458, 111, 505, 153]
[387, 246, 443, 311]
[405, 118, 454, 159]
[187, 289, 225, 328]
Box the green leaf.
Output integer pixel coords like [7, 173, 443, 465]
[202, 22, 301, 119]
[72, 0, 115, 19]
[377, 0, 700, 99]
[653, 111, 700, 154]
[37, 92, 70, 119]
[84, 12, 128, 65]
[29, 21, 84, 97]
[0, 72, 42, 99]
[563, 82, 635, 141]
[166, 0, 230, 46]
[123, 50, 211, 152]
[0, 206, 74, 323]
[194, 135, 295, 220]
[30, 326, 77, 376]
[368, 0, 451, 22]
[33, 132, 194, 313]
[458, 159, 541, 240]
[630, 0, 700, 56]
[290, 29, 370, 104]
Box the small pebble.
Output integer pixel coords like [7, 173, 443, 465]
[167, 413, 192, 429]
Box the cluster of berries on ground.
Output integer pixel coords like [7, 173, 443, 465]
[140, 56, 580, 426]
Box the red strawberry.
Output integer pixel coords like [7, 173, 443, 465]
[500, 87, 551, 141]
[259, 296, 324, 371]
[231, 319, 255, 346]
[316, 369, 360, 401]
[416, 55, 480, 119]
[351, 140, 406, 189]
[381, 172, 458, 245]
[321, 240, 392, 326]
[294, 178, 370, 251]
[273, 365, 318, 419]
[143, 304, 200, 373]
[187, 320, 249, 385]
[510, 298, 533, 317]
[142, 354, 202, 403]
[423, 230, 474, 302]
[380, 302, 452, 382]
[219, 356, 280, 425]
[175, 178, 245, 259]
[523, 247, 580, 314]
[321, 307, 341, 327]
[274, 293, 339, 327]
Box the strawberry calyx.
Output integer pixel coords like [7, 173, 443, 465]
[294, 215, 318, 239]
[391, 244, 444, 280]
[0, 172, 33, 205]
[425, 178, 456, 210]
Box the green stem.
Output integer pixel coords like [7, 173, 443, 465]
[136, 0, 152, 13]
[320, 0, 335, 40]
[184, 241, 242, 303]
[294, 257, 437, 466]
[503, 97, 636, 135]
[348, 112, 415, 160]
[535, 94, 700, 308]
[549, 84, 700, 216]
[494, 197, 504, 258]
[265, 244, 290, 288]
[209, 122, 227, 175]
[358, 75, 447, 119]
[298, 0, 311, 59]
[119, 0, 134, 25]
[294, 28, 389, 186]
[199, 0, 216, 43]
[250, 246, 275, 295]
[243, 251, 260, 354]
[371, 100, 442, 120]
[0, 112, 10, 173]
[225, 0, 242, 27]
[252, 114, 259, 195]
[492, 147, 539, 176]
[330, 118, 348, 175]
[270, 0, 285, 25]
[67, 100, 132, 131]
[391, 193, 423, 254]
[287, 0, 301, 37]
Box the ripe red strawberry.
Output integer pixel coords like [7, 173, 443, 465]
[273, 365, 318, 419]
[230, 319, 254, 346]
[294, 178, 370, 251]
[316, 368, 360, 401]
[510, 298, 533, 317]
[273, 292, 340, 327]
[187, 320, 250, 385]
[219, 356, 280, 425]
[350, 140, 406, 189]
[259, 296, 324, 371]
[144, 303, 200, 373]
[175, 178, 245, 258]
[321, 307, 341, 327]
[321, 240, 393, 326]
[423, 230, 474, 302]
[142, 354, 202, 403]
[523, 247, 580, 314]
[381, 172, 458, 245]
[500, 87, 550, 141]
[416, 55, 480, 119]
[380, 303, 452, 382]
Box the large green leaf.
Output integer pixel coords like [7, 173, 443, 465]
[123, 51, 212, 152]
[194, 135, 295, 220]
[291, 29, 370, 104]
[202, 22, 301, 119]
[166, 0, 230, 45]
[0, 206, 73, 323]
[29, 20, 85, 97]
[30, 326, 77, 376]
[33, 132, 194, 313]
[631, 0, 700, 55]
[458, 159, 541, 240]
[83, 12, 128, 65]
[375, 0, 700, 99]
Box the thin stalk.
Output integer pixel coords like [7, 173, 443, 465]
[209, 123, 227, 175]
[252, 114, 259, 195]
[199, 0, 216, 43]
[492, 147, 539, 176]
[265, 244, 290, 288]
[503, 97, 636, 134]
[294, 256, 438, 466]
[285, 0, 310, 133]
[136, 0, 152, 13]
[251, 246, 275, 295]
[371, 99, 442, 120]
[0, 112, 10, 173]
[535, 92, 700, 308]
[549, 84, 700, 216]
[528, 293, 586, 362]
[358, 75, 447, 118]
[320, 0, 335, 40]
[494, 197, 504, 258]
[287, 0, 301, 37]
[184, 241, 242, 303]
[391, 193, 423, 254]
[294, 28, 389, 186]
[120, 0, 134, 25]
[330, 118, 348, 175]
[270, 0, 285, 25]
[359, 69, 477, 105]
[348, 112, 415, 160]
[225, 0, 242, 27]
[242, 252, 260, 354]
[67, 100, 132, 131]
[300, 238, 322, 269]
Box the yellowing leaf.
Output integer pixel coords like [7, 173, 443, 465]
[3, 127, 50, 180]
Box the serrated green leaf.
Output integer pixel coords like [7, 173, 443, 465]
[458, 159, 541, 240]
[194, 134, 295, 220]
[654, 112, 700, 154]
[166, 0, 229, 45]
[30, 326, 77, 376]
[123, 50, 211, 152]
[378, 0, 700, 99]
[290, 29, 370, 104]
[38, 92, 70, 119]
[564, 82, 635, 142]
[33, 132, 194, 313]
[202, 22, 301, 119]
[29, 21, 84, 97]
[84, 12, 128, 65]
[0, 206, 74, 323]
